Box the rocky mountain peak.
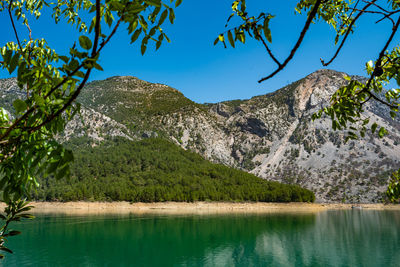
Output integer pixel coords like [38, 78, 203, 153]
[293, 69, 348, 113]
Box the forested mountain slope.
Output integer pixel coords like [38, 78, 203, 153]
[30, 138, 314, 202]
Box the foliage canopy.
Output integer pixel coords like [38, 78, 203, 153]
[0, 0, 181, 257]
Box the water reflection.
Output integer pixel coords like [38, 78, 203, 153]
[3, 211, 400, 266]
[250, 210, 400, 267]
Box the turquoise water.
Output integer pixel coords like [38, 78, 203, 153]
[2, 210, 400, 266]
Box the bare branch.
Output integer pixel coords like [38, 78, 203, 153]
[258, 0, 324, 83]
[8, 0, 22, 50]
[321, 0, 377, 66]
[362, 0, 390, 14]
[91, 0, 101, 57]
[366, 91, 397, 108]
[375, 12, 397, 25]
[255, 32, 281, 66]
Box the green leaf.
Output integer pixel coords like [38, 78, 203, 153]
[232, 1, 239, 11]
[139, 16, 148, 30]
[93, 63, 103, 71]
[104, 11, 114, 27]
[13, 99, 27, 114]
[175, 0, 183, 7]
[47, 161, 59, 175]
[240, 0, 246, 12]
[9, 53, 19, 74]
[237, 32, 245, 43]
[79, 36, 92, 50]
[150, 6, 161, 23]
[59, 56, 69, 63]
[17, 206, 32, 213]
[141, 43, 147, 55]
[144, 0, 161, 7]
[128, 20, 138, 34]
[156, 41, 162, 50]
[56, 165, 69, 180]
[213, 37, 219, 46]
[159, 9, 168, 25]
[169, 8, 175, 24]
[109, 1, 124, 11]
[149, 27, 156, 37]
[3, 190, 10, 204]
[89, 17, 96, 33]
[20, 214, 35, 219]
[131, 29, 142, 44]
[128, 4, 146, 14]
[263, 18, 272, 43]
[227, 31, 235, 48]
[75, 71, 86, 78]
[34, 95, 45, 106]
[156, 34, 164, 50]
[2, 49, 12, 65]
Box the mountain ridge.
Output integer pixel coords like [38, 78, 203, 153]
[1, 69, 399, 203]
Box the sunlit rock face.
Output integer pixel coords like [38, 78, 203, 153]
[1, 69, 399, 203]
[204, 69, 400, 203]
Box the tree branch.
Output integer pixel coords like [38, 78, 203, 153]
[258, 0, 323, 83]
[0, 0, 135, 144]
[29, 1, 125, 133]
[91, 0, 101, 57]
[8, 0, 22, 50]
[359, 15, 400, 109]
[0, 0, 129, 142]
[255, 32, 281, 66]
[362, 0, 390, 14]
[366, 91, 397, 108]
[321, 0, 377, 66]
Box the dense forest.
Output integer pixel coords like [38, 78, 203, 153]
[31, 137, 315, 202]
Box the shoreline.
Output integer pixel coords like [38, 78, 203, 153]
[2, 202, 399, 215]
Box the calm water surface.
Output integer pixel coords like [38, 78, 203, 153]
[2, 210, 400, 266]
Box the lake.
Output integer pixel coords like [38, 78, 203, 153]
[2, 210, 400, 266]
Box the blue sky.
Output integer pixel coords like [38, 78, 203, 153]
[1, 0, 398, 103]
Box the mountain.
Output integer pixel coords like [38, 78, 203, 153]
[1, 69, 399, 203]
[0, 76, 315, 203]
